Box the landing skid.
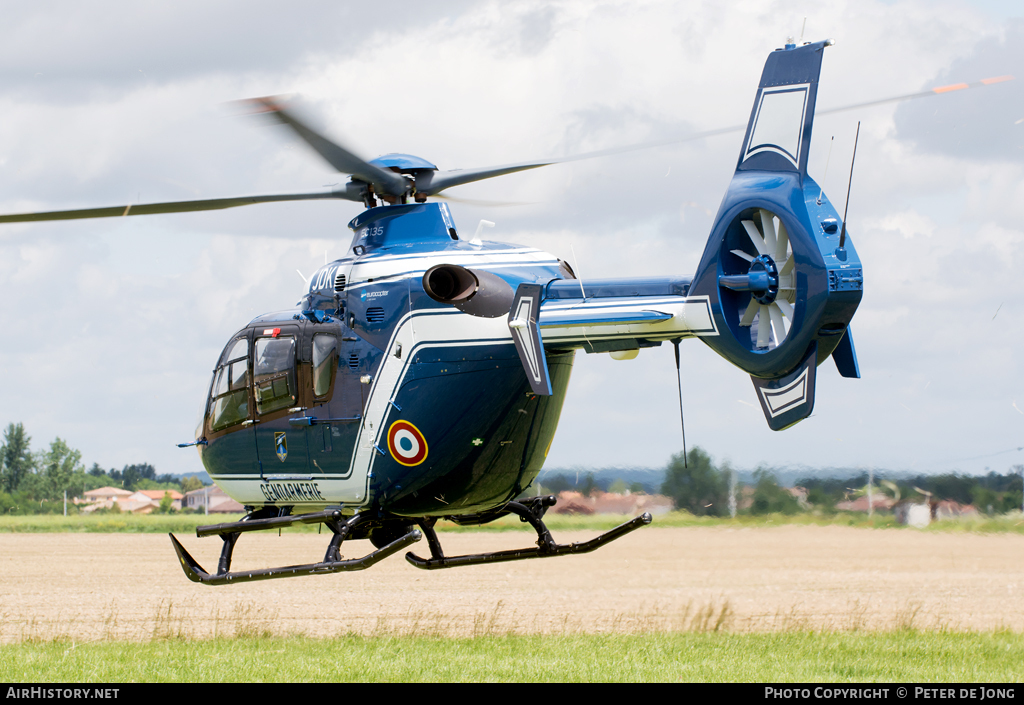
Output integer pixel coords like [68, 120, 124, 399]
[168, 497, 652, 584]
[168, 510, 420, 586]
[407, 497, 653, 570]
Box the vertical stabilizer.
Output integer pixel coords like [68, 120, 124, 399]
[736, 39, 833, 177]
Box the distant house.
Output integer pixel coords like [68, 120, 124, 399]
[933, 500, 978, 521]
[82, 486, 133, 503]
[79, 486, 137, 513]
[184, 485, 245, 514]
[132, 489, 183, 511]
[834, 495, 895, 513]
[549, 490, 674, 516]
[116, 498, 160, 514]
[894, 500, 979, 527]
[788, 486, 808, 507]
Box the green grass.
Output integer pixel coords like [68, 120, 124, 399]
[2, 631, 1021, 682]
[0, 513, 218, 533]
[4, 510, 1024, 534]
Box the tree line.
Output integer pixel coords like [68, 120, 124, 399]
[0, 422, 204, 515]
[660, 447, 1024, 517]
[537, 447, 1024, 517]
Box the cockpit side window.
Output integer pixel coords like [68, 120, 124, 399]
[254, 336, 297, 414]
[312, 334, 338, 399]
[209, 338, 250, 432]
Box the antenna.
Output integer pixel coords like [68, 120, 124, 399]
[570, 243, 586, 301]
[728, 467, 736, 518]
[799, 17, 807, 44]
[473, 219, 495, 243]
[817, 136, 834, 205]
[867, 467, 874, 518]
[672, 339, 688, 468]
[838, 121, 861, 252]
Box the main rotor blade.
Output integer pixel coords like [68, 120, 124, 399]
[817, 75, 1014, 117]
[445, 74, 1016, 190]
[243, 96, 409, 197]
[433, 193, 536, 207]
[0, 190, 359, 224]
[417, 126, 748, 196]
[246, 75, 1014, 201]
[417, 162, 555, 196]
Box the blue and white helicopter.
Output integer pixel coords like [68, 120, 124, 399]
[3, 40, 864, 583]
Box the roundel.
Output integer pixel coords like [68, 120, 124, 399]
[387, 420, 428, 466]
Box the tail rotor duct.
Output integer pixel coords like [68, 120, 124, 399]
[719, 208, 796, 352]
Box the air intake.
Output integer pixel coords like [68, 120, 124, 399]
[334, 273, 347, 292]
[366, 307, 385, 323]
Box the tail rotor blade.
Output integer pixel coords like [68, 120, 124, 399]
[775, 299, 794, 320]
[759, 210, 777, 255]
[740, 298, 759, 327]
[775, 219, 789, 262]
[769, 302, 788, 342]
[741, 220, 768, 256]
[756, 306, 771, 348]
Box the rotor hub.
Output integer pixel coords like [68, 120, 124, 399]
[719, 253, 780, 305]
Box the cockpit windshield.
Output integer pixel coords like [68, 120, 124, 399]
[253, 337, 296, 414]
[209, 337, 249, 431]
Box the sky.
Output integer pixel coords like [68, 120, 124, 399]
[0, 0, 1022, 479]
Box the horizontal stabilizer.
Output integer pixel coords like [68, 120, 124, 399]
[750, 343, 818, 431]
[539, 309, 673, 328]
[832, 327, 860, 379]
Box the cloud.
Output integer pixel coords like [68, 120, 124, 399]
[894, 18, 1024, 163]
[0, 0, 1021, 478]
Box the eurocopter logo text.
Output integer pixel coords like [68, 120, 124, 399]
[360, 290, 389, 301]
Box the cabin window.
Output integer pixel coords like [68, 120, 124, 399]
[209, 338, 250, 431]
[312, 334, 338, 398]
[254, 336, 297, 414]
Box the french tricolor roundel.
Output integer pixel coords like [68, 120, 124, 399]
[387, 420, 428, 466]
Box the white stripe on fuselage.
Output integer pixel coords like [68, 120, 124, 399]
[216, 294, 718, 507]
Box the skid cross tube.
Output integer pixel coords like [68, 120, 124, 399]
[406, 504, 653, 570]
[195, 508, 342, 538]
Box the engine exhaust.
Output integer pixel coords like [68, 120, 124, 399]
[422, 264, 514, 318]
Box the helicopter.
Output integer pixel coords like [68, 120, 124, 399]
[1, 39, 1001, 585]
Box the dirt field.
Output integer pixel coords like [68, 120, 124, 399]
[3, 525, 1023, 642]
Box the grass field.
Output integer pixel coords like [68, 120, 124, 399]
[2, 630, 1022, 682]
[3, 523, 1022, 682]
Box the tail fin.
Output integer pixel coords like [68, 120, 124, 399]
[737, 39, 832, 177]
[689, 40, 863, 430]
